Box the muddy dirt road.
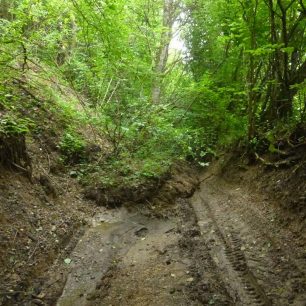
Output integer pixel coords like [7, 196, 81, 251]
[55, 173, 306, 306]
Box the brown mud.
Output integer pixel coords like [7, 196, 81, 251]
[1, 154, 306, 306]
[54, 160, 305, 306]
[0, 157, 198, 306]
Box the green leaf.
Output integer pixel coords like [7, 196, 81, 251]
[64, 258, 72, 264]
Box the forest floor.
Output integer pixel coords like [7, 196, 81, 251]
[54, 161, 306, 306]
[1, 153, 306, 306]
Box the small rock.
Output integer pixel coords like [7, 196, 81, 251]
[64, 258, 72, 264]
[32, 299, 45, 306]
[158, 249, 167, 255]
[135, 227, 148, 237]
[69, 171, 78, 178]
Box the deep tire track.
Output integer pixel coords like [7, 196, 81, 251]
[194, 193, 271, 305]
[191, 177, 306, 306]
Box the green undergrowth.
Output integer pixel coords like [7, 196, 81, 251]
[1, 65, 303, 192]
[0, 70, 187, 189]
[78, 153, 173, 189]
[0, 0, 305, 199]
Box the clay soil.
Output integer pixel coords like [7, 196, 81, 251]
[0, 160, 97, 305]
[1, 151, 305, 306]
[55, 157, 306, 306]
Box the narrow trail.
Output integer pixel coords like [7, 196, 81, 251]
[191, 178, 306, 305]
[57, 207, 196, 306]
[56, 173, 306, 306]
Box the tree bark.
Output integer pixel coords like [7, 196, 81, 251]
[0, 0, 12, 20]
[263, 0, 305, 121]
[152, 0, 179, 104]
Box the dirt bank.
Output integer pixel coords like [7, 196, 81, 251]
[1, 151, 305, 306]
[0, 166, 97, 306]
[220, 147, 306, 219]
[0, 155, 198, 306]
[54, 158, 306, 306]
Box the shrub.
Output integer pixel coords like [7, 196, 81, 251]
[0, 114, 33, 136]
[59, 129, 86, 164]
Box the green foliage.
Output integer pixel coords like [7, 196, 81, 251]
[59, 129, 86, 164]
[0, 114, 33, 136]
[0, 0, 304, 187]
[81, 150, 173, 189]
[184, 0, 305, 151]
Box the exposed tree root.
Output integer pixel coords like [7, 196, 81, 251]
[255, 152, 301, 169]
[0, 135, 32, 179]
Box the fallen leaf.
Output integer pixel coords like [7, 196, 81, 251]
[64, 258, 72, 264]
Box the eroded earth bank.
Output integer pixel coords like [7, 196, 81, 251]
[56, 159, 305, 306]
[1, 156, 306, 306]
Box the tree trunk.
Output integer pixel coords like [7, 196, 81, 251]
[152, 0, 179, 104]
[0, 0, 12, 20]
[263, 0, 305, 122]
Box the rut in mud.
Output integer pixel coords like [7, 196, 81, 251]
[55, 172, 306, 306]
[191, 177, 306, 305]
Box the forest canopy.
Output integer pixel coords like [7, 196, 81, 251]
[0, 0, 305, 182]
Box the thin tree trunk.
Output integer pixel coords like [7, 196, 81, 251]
[152, 0, 179, 104]
[0, 0, 12, 20]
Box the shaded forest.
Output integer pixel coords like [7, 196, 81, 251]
[0, 1, 306, 305]
[0, 0, 305, 183]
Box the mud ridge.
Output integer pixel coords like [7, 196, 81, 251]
[15, 161, 305, 306]
[191, 173, 306, 305]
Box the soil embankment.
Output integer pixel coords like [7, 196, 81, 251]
[1, 155, 305, 305]
[55, 159, 306, 306]
[0, 161, 198, 306]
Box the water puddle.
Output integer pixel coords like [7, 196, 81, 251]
[57, 208, 134, 306]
